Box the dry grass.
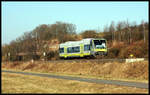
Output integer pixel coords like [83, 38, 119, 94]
[2, 72, 148, 93]
[2, 60, 148, 82]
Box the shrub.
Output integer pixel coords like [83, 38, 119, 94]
[108, 48, 120, 58]
[46, 51, 59, 60]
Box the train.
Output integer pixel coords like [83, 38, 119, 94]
[59, 38, 107, 58]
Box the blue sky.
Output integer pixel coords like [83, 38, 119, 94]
[2, 1, 149, 44]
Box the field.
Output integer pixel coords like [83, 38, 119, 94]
[1, 60, 149, 93]
[2, 72, 148, 93]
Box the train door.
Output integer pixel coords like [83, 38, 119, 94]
[64, 46, 67, 58]
[90, 40, 95, 56]
[80, 44, 84, 57]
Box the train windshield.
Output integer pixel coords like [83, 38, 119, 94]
[93, 40, 106, 49]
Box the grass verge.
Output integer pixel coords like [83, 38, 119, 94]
[2, 60, 148, 83]
[2, 72, 148, 93]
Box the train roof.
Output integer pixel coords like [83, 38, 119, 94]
[59, 38, 106, 47]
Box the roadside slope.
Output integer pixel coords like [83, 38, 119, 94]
[2, 60, 148, 82]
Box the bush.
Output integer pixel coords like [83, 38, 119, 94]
[108, 48, 120, 58]
[46, 51, 59, 60]
[119, 40, 148, 58]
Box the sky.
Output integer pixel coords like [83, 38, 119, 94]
[2, 1, 149, 45]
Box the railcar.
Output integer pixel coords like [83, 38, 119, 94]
[59, 38, 107, 58]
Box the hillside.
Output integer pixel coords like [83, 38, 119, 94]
[2, 21, 149, 61]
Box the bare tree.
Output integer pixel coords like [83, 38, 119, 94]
[116, 21, 122, 41]
[109, 21, 115, 42]
[126, 19, 131, 44]
[81, 30, 97, 38]
[142, 20, 145, 43]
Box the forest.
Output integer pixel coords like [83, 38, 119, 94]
[2, 20, 149, 61]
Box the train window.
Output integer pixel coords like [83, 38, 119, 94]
[94, 40, 107, 49]
[100, 40, 106, 47]
[101, 40, 106, 43]
[94, 40, 102, 46]
[67, 46, 80, 53]
[59, 48, 64, 53]
[90, 40, 94, 49]
[84, 45, 90, 51]
[67, 47, 72, 53]
[90, 40, 92, 46]
[74, 46, 80, 52]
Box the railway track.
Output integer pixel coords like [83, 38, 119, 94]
[43, 58, 126, 64]
[39, 58, 147, 64]
[2, 58, 147, 64]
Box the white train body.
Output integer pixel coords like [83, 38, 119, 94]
[59, 38, 107, 58]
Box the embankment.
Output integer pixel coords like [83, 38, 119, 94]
[2, 60, 148, 81]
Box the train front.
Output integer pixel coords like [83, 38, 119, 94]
[91, 38, 107, 57]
